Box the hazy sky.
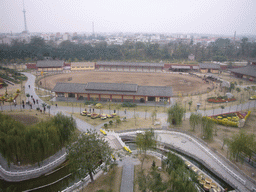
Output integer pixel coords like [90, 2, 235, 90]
[1, 0, 256, 35]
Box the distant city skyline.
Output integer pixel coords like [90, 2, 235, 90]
[1, 0, 256, 35]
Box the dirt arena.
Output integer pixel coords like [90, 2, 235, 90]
[44, 71, 210, 94]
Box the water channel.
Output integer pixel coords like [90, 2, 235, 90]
[0, 161, 78, 192]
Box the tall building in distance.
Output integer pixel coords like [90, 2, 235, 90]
[22, 0, 28, 33]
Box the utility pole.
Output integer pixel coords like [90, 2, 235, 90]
[22, 0, 28, 32]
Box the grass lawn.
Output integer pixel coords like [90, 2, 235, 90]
[72, 112, 162, 130]
[104, 117, 162, 131]
[72, 113, 121, 126]
[1, 109, 50, 125]
[80, 165, 122, 192]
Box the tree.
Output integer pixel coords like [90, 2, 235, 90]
[188, 101, 192, 111]
[135, 129, 157, 170]
[26, 93, 30, 102]
[167, 103, 185, 126]
[227, 130, 255, 162]
[236, 87, 241, 98]
[115, 117, 121, 128]
[137, 167, 168, 192]
[163, 152, 197, 192]
[201, 117, 215, 140]
[229, 82, 236, 92]
[151, 110, 157, 125]
[221, 105, 225, 114]
[67, 129, 112, 182]
[189, 113, 202, 131]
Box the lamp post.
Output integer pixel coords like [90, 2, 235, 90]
[47, 105, 51, 117]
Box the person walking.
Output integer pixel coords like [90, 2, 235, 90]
[55, 103, 58, 108]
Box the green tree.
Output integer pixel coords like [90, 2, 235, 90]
[221, 105, 225, 114]
[188, 101, 192, 111]
[227, 130, 255, 162]
[201, 117, 215, 140]
[189, 113, 202, 131]
[167, 103, 185, 126]
[136, 129, 157, 170]
[26, 93, 30, 102]
[151, 110, 157, 125]
[236, 87, 241, 98]
[67, 129, 112, 182]
[163, 152, 197, 192]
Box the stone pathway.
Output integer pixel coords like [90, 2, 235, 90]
[117, 155, 140, 192]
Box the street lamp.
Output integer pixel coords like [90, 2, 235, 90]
[47, 105, 51, 116]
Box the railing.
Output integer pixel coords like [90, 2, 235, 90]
[0, 153, 67, 179]
[61, 163, 105, 192]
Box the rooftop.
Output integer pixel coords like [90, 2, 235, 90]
[230, 65, 256, 78]
[52, 82, 172, 97]
[199, 63, 220, 69]
[96, 61, 164, 67]
[36, 60, 65, 68]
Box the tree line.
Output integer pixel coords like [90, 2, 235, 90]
[0, 36, 255, 64]
[0, 112, 76, 166]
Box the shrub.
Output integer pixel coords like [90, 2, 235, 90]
[104, 123, 108, 128]
[121, 102, 137, 107]
[84, 101, 97, 105]
[109, 120, 113, 125]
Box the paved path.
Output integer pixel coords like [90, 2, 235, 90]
[118, 156, 140, 192]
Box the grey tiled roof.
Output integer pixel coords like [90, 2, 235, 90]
[230, 65, 256, 78]
[52, 82, 172, 97]
[86, 82, 138, 92]
[97, 61, 164, 67]
[199, 63, 220, 69]
[36, 60, 65, 68]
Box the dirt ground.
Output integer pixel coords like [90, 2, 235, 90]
[42, 71, 210, 94]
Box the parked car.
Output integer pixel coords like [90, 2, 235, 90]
[101, 114, 107, 120]
[80, 111, 87, 116]
[91, 113, 100, 119]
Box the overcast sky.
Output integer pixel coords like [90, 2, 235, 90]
[1, 0, 256, 35]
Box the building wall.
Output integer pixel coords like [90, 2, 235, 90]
[200, 69, 208, 73]
[56, 92, 171, 104]
[211, 69, 219, 74]
[38, 67, 62, 72]
[71, 62, 95, 71]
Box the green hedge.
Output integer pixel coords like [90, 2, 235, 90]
[121, 102, 137, 107]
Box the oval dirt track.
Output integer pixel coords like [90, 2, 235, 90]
[44, 71, 211, 94]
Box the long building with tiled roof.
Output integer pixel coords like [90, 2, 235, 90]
[198, 63, 220, 73]
[52, 82, 172, 103]
[230, 64, 256, 81]
[36, 60, 65, 72]
[95, 62, 164, 72]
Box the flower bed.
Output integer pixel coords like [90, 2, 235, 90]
[208, 111, 251, 127]
[207, 96, 236, 103]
